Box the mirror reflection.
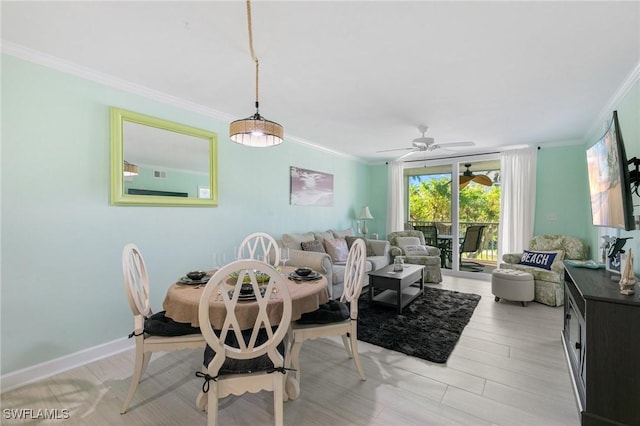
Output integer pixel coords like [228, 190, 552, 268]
[110, 108, 218, 206]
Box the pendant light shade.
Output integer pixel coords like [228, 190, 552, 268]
[124, 161, 139, 176]
[230, 0, 284, 147]
[230, 111, 284, 147]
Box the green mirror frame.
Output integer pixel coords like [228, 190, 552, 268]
[110, 107, 218, 207]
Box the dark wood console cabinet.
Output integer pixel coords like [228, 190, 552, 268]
[562, 264, 640, 426]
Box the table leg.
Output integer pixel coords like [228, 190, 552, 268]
[397, 281, 402, 314]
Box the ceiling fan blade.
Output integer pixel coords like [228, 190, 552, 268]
[376, 147, 414, 153]
[472, 174, 493, 186]
[434, 141, 475, 148]
[459, 175, 473, 186]
[397, 150, 418, 160]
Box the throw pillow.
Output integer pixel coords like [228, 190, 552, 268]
[345, 236, 375, 256]
[323, 238, 349, 262]
[313, 230, 334, 242]
[301, 240, 326, 253]
[518, 250, 561, 270]
[395, 236, 422, 254]
[404, 244, 429, 255]
[331, 228, 355, 239]
[282, 232, 315, 250]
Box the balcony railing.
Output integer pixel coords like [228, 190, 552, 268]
[407, 221, 499, 267]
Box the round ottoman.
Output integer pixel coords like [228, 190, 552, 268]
[491, 269, 534, 307]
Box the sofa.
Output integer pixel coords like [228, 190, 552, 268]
[500, 234, 589, 306]
[387, 230, 443, 284]
[277, 229, 390, 299]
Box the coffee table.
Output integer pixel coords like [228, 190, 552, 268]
[368, 264, 425, 314]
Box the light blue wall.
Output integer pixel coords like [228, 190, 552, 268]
[1, 55, 373, 374]
[586, 80, 640, 265]
[533, 145, 590, 241]
[534, 79, 640, 264]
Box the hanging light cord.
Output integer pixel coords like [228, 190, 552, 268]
[246, 0, 260, 115]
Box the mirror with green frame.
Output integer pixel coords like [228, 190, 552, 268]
[110, 107, 218, 206]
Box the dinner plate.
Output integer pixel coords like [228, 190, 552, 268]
[178, 275, 211, 285]
[228, 287, 267, 301]
[288, 271, 322, 281]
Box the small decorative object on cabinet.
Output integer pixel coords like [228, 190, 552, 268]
[562, 263, 640, 425]
[619, 248, 636, 295]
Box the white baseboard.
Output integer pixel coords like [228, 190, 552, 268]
[1, 337, 134, 393]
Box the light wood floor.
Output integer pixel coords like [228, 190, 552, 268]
[1, 276, 580, 425]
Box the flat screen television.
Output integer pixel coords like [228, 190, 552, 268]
[586, 110, 634, 231]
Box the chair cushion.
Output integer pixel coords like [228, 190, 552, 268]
[324, 238, 349, 262]
[144, 311, 201, 337]
[518, 249, 564, 271]
[301, 239, 326, 253]
[296, 300, 350, 324]
[203, 327, 285, 375]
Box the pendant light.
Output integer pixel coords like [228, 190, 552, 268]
[229, 0, 284, 147]
[124, 161, 139, 176]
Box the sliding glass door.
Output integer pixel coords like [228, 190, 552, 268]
[405, 156, 500, 275]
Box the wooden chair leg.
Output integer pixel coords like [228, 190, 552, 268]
[207, 382, 219, 426]
[120, 346, 150, 414]
[349, 327, 366, 381]
[274, 376, 284, 426]
[290, 340, 303, 384]
[341, 334, 353, 358]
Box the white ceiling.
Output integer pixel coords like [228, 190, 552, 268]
[2, 1, 639, 163]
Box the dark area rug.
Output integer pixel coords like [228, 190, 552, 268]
[357, 287, 481, 363]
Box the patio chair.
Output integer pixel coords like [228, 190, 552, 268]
[196, 260, 292, 426]
[459, 225, 486, 271]
[120, 243, 204, 414]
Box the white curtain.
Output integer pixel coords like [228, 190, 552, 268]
[387, 160, 405, 234]
[498, 147, 538, 259]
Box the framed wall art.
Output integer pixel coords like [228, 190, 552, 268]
[290, 166, 334, 206]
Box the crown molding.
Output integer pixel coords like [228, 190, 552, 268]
[583, 61, 640, 142]
[1, 41, 362, 162]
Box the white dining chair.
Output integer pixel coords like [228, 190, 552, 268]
[196, 259, 292, 426]
[120, 243, 205, 414]
[288, 238, 367, 383]
[237, 232, 281, 267]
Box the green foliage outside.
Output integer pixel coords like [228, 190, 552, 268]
[408, 176, 501, 260]
[408, 177, 501, 223]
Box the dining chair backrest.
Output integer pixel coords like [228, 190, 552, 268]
[198, 259, 292, 372]
[340, 238, 366, 319]
[415, 225, 438, 247]
[237, 232, 281, 267]
[461, 225, 485, 254]
[122, 243, 152, 318]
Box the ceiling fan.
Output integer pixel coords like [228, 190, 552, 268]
[459, 163, 493, 189]
[377, 125, 475, 160]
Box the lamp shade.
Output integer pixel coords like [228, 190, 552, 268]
[124, 161, 139, 176]
[230, 113, 284, 147]
[358, 206, 374, 220]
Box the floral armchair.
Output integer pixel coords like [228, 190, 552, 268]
[387, 230, 442, 284]
[501, 235, 589, 306]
